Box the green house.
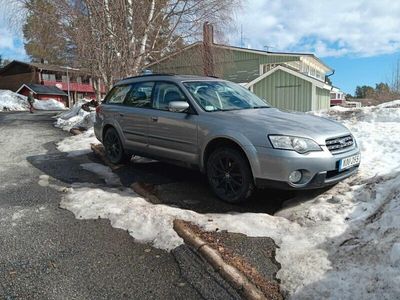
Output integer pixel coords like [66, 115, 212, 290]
[147, 42, 333, 112]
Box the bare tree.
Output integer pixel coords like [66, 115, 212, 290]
[70, 0, 240, 91]
[9, 0, 239, 96]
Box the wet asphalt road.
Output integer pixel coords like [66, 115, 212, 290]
[0, 112, 203, 299]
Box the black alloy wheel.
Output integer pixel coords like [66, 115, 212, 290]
[207, 147, 254, 203]
[103, 128, 129, 164]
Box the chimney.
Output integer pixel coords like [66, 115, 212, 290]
[202, 22, 215, 76]
[203, 22, 214, 45]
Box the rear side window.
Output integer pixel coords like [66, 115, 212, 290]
[124, 81, 154, 108]
[104, 85, 130, 104]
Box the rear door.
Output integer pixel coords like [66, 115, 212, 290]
[119, 81, 155, 152]
[147, 81, 199, 164]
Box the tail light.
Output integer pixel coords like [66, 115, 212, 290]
[96, 105, 103, 115]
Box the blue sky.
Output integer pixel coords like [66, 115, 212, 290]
[1, 0, 400, 95]
[323, 54, 398, 94]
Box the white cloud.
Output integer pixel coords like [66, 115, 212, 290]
[232, 0, 400, 57]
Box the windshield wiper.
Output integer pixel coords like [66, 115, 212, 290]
[252, 106, 270, 109]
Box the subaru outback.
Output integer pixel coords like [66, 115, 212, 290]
[94, 74, 360, 203]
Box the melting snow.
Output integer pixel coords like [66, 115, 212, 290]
[33, 99, 67, 110]
[56, 128, 98, 157]
[0, 90, 28, 111]
[58, 101, 400, 299]
[54, 100, 95, 131]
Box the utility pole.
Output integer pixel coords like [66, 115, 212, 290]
[66, 68, 71, 107]
[61, 66, 79, 108]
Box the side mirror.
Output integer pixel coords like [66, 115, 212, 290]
[168, 101, 189, 113]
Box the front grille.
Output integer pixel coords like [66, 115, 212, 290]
[326, 135, 354, 153]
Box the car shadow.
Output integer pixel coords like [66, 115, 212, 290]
[115, 160, 307, 215]
[27, 143, 329, 215]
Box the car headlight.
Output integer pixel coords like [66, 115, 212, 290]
[268, 135, 322, 154]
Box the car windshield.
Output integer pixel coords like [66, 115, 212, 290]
[183, 81, 270, 112]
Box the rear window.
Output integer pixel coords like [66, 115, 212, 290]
[104, 85, 130, 104]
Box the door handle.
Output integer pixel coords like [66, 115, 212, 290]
[151, 116, 158, 122]
[119, 113, 124, 117]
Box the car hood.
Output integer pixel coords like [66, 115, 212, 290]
[212, 108, 351, 145]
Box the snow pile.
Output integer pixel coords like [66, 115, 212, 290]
[33, 99, 67, 111]
[0, 90, 29, 111]
[56, 128, 98, 157]
[55, 99, 95, 131]
[59, 101, 400, 299]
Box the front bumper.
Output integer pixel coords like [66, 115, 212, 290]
[248, 145, 360, 189]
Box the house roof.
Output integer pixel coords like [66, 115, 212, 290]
[0, 60, 88, 75]
[245, 65, 332, 91]
[146, 41, 332, 72]
[16, 83, 68, 96]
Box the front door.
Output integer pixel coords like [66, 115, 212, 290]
[148, 82, 198, 164]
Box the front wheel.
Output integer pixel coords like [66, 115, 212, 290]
[103, 128, 130, 164]
[206, 147, 254, 203]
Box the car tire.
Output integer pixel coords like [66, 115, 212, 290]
[103, 127, 130, 164]
[206, 147, 254, 203]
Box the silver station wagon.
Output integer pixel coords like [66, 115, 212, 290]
[94, 74, 360, 203]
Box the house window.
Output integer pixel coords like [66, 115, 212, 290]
[302, 64, 309, 74]
[55, 73, 62, 82]
[42, 73, 55, 81]
[262, 64, 278, 74]
[82, 76, 90, 84]
[310, 67, 316, 77]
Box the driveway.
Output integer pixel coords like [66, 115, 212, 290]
[0, 112, 205, 299]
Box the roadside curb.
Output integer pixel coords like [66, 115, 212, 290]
[69, 128, 83, 135]
[90, 143, 124, 171]
[131, 182, 163, 204]
[173, 219, 281, 300]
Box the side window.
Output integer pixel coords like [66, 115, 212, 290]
[104, 85, 130, 104]
[124, 81, 154, 108]
[153, 82, 188, 111]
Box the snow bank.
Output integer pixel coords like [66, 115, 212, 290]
[0, 90, 68, 111]
[54, 99, 95, 131]
[59, 100, 400, 299]
[33, 99, 67, 111]
[56, 128, 98, 157]
[0, 90, 28, 111]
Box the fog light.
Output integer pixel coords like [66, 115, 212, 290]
[289, 170, 302, 183]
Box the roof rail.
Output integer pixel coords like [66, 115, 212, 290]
[121, 73, 176, 80]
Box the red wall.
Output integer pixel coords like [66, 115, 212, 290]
[18, 86, 67, 106]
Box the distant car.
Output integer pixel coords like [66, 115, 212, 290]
[94, 74, 360, 203]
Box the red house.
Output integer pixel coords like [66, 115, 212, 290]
[0, 60, 106, 107]
[17, 83, 68, 105]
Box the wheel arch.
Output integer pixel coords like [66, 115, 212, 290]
[202, 137, 255, 176]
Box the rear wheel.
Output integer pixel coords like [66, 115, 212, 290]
[206, 147, 254, 203]
[103, 128, 130, 164]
